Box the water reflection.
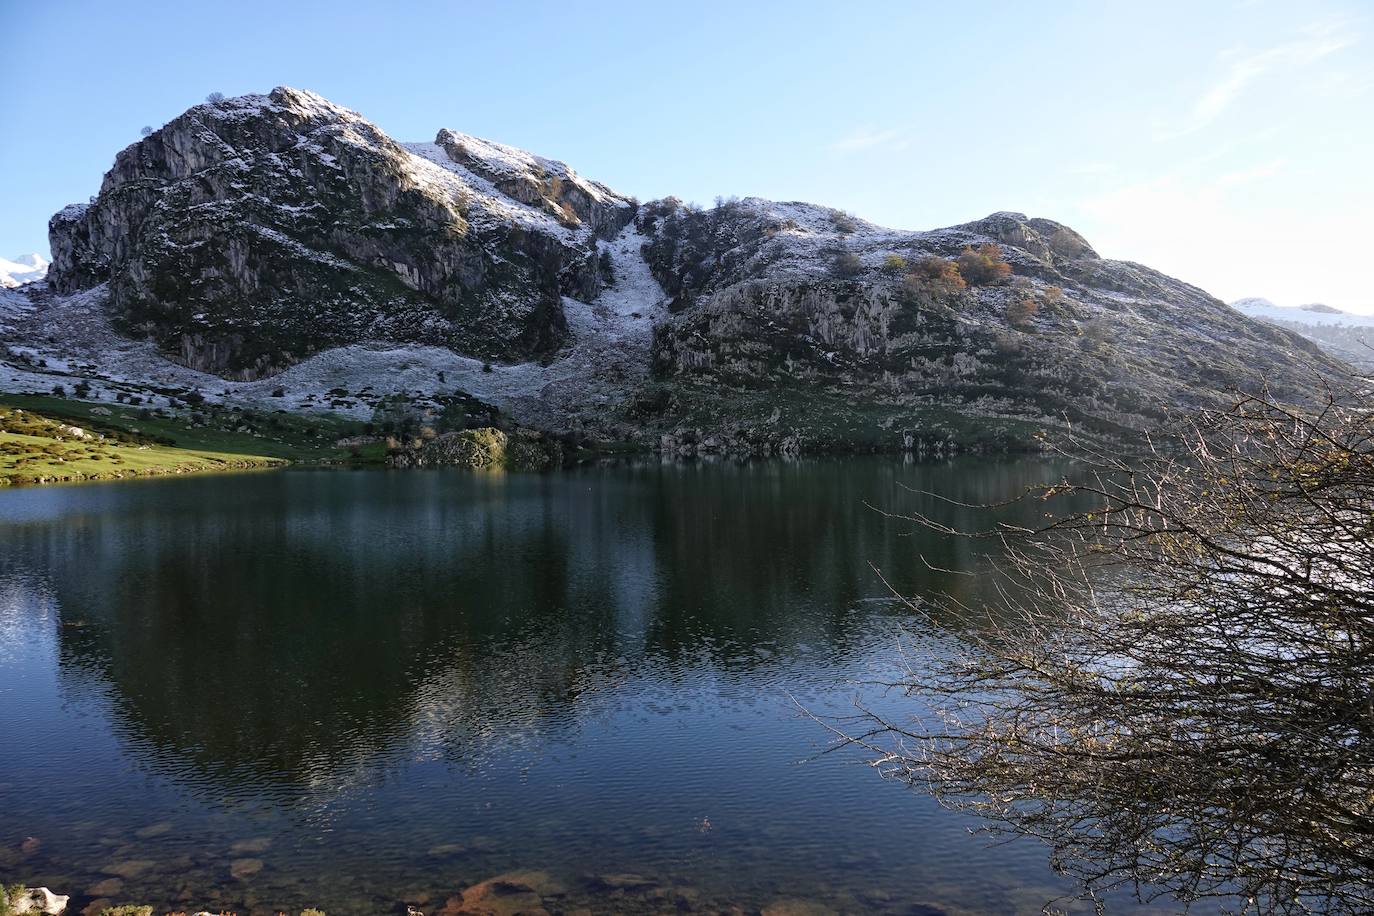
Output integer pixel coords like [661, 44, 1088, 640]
[0, 458, 1138, 914]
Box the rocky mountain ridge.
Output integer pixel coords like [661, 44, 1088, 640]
[4, 86, 1350, 454]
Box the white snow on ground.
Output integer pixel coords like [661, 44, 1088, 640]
[0, 223, 667, 430]
[0, 286, 36, 329]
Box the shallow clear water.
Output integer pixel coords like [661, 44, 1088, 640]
[0, 459, 1173, 914]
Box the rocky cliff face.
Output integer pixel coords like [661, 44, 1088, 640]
[48, 87, 634, 379]
[26, 87, 1348, 451]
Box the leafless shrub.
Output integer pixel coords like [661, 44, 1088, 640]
[829, 251, 863, 279]
[830, 381, 1374, 914]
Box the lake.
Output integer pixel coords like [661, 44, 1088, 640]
[0, 458, 1172, 914]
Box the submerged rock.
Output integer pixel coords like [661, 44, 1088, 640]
[98, 859, 155, 879]
[228, 836, 272, 854]
[436, 870, 565, 916]
[82, 878, 123, 897]
[425, 842, 468, 858]
[761, 900, 837, 916]
[590, 873, 657, 892]
[133, 820, 173, 839]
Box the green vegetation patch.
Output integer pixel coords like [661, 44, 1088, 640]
[0, 403, 290, 486]
[2, 394, 370, 461]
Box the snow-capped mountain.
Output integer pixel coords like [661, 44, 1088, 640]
[0, 253, 48, 288]
[4, 87, 1348, 452]
[1231, 298, 1374, 369]
[1231, 297, 1374, 328]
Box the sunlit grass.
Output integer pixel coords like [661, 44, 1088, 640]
[0, 405, 287, 485]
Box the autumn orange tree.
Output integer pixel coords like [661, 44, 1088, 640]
[956, 243, 1012, 284]
[906, 255, 967, 294]
[1006, 296, 1040, 329]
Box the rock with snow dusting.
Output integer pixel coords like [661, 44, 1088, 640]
[628, 196, 1347, 448]
[48, 87, 630, 379]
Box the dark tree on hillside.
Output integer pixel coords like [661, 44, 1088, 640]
[370, 394, 427, 443]
[833, 383, 1374, 914]
[829, 251, 863, 279]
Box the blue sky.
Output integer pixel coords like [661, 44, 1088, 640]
[2, 0, 1370, 309]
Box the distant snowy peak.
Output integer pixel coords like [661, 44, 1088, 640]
[1231, 298, 1374, 328]
[0, 253, 49, 288]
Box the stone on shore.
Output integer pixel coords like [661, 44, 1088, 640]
[11, 886, 69, 914]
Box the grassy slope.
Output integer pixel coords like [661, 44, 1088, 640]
[0, 396, 380, 486]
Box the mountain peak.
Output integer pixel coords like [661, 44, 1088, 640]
[0, 253, 49, 288]
[951, 212, 1098, 262]
[1232, 298, 1374, 328]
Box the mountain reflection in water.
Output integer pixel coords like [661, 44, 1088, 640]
[0, 458, 1169, 915]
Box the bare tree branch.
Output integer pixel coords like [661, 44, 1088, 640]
[835, 379, 1374, 914]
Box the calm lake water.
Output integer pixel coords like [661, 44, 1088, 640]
[0, 458, 1172, 915]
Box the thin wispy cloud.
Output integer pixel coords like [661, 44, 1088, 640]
[1063, 161, 1116, 177]
[829, 127, 910, 153]
[1159, 21, 1356, 140]
[1217, 157, 1288, 186]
